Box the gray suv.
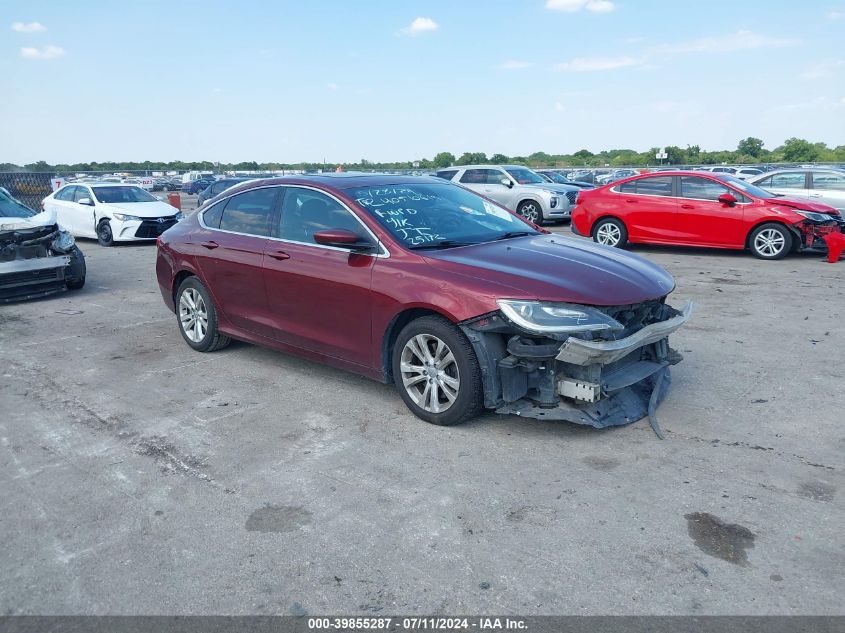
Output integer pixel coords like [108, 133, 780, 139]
[435, 165, 580, 224]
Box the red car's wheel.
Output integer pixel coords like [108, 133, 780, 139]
[592, 217, 628, 248]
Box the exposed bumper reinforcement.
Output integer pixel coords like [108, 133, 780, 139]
[555, 300, 693, 366]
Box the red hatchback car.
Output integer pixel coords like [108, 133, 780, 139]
[156, 175, 690, 430]
[571, 171, 843, 259]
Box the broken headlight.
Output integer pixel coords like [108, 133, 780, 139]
[51, 230, 75, 253]
[793, 210, 837, 222]
[497, 299, 624, 334]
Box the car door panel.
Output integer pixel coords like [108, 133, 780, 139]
[72, 186, 98, 238]
[263, 186, 375, 366]
[48, 186, 77, 234]
[675, 176, 745, 247]
[615, 177, 677, 242]
[192, 188, 279, 338]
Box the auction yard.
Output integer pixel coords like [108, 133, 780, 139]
[1, 205, 843, 615]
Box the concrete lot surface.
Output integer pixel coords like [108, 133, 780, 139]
[1, 223, 843, 615]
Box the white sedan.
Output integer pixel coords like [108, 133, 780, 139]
[43, 183, 183, 246]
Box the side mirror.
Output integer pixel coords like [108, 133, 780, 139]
[78, 197, 94, 206]
[313, 229, 374, 252]
[500, 178, 514, 188]
[718, 193, 737, 206]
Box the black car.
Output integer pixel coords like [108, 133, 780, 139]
[196, 178, 253, 207]
[535, 170, 597, 189]
[0, 188, 86, 302]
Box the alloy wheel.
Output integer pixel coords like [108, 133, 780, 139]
[519, 203, 540, 223]
[596, 223, 621, 246]
[179, 288, 209, 343]
[753, 228, 786, 257]
[400, 334, 460, 414]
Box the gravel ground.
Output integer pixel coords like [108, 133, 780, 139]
[0, 219, 842, 615]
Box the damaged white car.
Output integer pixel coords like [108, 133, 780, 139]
[0, 187, 86, 302]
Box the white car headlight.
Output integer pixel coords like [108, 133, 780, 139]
[497, 299, 624, 334]
[112, 212, 143, 222]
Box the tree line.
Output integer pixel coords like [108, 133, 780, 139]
[3, 137, 843, 174]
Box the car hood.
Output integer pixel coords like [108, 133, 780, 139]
[422, 234, 675, 306]
[523, 183, 580, 193]
[103, 201, 179, 218]
[768, 196, 839, 214]
[0, 208, 58, 231]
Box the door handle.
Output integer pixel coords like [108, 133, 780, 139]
[269, 250, 290, 261]
[809, 194, 822, 198]
[625, 198, 638, 203]
[201, 240, 219, 249]
[681, 204, 694, 209]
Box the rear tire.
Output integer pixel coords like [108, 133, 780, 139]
[592, 217, 628, 248]
[391, 316, 483, 426]
[749, 223, 792, 260]
[175, 277, 231, 352]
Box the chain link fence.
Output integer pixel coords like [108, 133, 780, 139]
[0, 172, 54, 212]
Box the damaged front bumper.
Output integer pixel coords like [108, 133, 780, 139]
[0, 223, 82, 302]
[461, 300, 692, 431]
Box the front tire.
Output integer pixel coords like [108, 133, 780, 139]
[749, 223, 792, 260]
[176, 277, 231, 352]
[392, 316, 483, 426]
[592, 217, 628, 248]
[65, 245, 86, 290]
[516, 200, 543, 225]
[97, 219, 114, 246]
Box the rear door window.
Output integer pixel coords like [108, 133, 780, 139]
[812, 172, 845, 191]
[620, 176, 673, 196]
[55, 186, 77, 201]
[459, 169, 486, 184]
[218, 187, 279, 236]
[202, 200, 227, 228]
[680, 177, 732, 202]
[435, 170, 457, 181]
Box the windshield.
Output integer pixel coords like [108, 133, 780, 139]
[717, 175, 777, 199]
[505, 168, 545, 185]
[0, 190, 37, 218]
[349, 182, 538, 248]
[92, 186, 157, 203]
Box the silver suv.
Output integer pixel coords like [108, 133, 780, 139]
[435, 165, 580, 224]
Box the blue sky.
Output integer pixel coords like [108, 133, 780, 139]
[3, 0, 844, 164]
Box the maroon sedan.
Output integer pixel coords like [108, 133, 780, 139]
[156, 175, 690, 430]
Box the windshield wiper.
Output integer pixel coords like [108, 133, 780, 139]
[495, 231, 536, 241]
[408, 240, 476, 250]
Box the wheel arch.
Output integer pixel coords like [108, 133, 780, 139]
[590, 214, 626, 237]
[381, 307, 457, 384]
[743, 219, 801, 250]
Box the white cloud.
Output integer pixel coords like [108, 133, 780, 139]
[827, 10, 844, 19]
[20, 45, 64, 60]
[800, 59, 845, 80]
[498, 60, 531, 70]
[555, 56, 640, 72]
[655, 30, 798, 54]
[545, 0, 615, 12]
[401, 17, 438, 36]
[555, 101, 565, 112]
[11, 21, 46, 33]
[327, 83, 338, 91]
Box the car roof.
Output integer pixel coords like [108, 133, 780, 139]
[451, 164, 531, 170]
[230, 173, 444, 191]
[751, 167, 843, 175]
[82, 182, 141, 188]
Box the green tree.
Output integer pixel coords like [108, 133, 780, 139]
[432, 152, 455, 168]
[737, 137, 764, 158]
[780, 138, 819, 162]
[490, 153, 509, 164]
[572, 149, 593, 160]
[456, 152, 487, 165]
